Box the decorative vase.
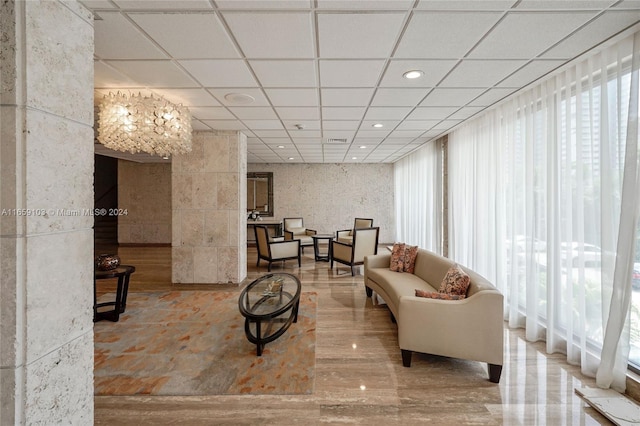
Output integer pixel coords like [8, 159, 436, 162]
[95, 254, 121, 271]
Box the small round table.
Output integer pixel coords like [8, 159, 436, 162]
[238, 273, 301, 356]
[94, 265, 136, 322]
[311, 234, 334, 261]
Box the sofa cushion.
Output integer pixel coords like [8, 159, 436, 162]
[403, 245, 419, 273]
[390, 243, 405, 272]
[415, 289, 466, 300]
[439, 263, 470, 296]
[367, 267, 436, 307]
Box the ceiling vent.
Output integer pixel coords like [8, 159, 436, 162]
[324, 138, 349, 144]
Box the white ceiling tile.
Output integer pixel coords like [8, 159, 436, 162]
[222, 12, 315, 58]
[290, 129, 322, 137]
[317, 12, 407, 58]
[242, 120, 284, 129]
[616, 1, 640, 7]
[252, 130, 290, 138]
[155, 88, 221, 107]
[395, 120, 439, 130]
[189, 107, 235, 120]
[364, 107, 413, 120]
[319, 60, 386, 87]
[322, 120, 361, 130]
[276, 107, 320, 120]
[94, 61, 140, 87]
[468, 12, 597, 59]
[497, 60, 565, 87]
[201, 120, 247, 130]
[395, 12, 503, 58]
[291, 138, 322, 145]
[380, 60, 458, 87]
[216, 0, 312, 9]
[80, 1, 116, 9]
[321, 88, 374, 106]
[112, 0, 212, 9]
[439, 60, 527, 87]
[416, 1, 517, 10]
[467, 88, 518, 106]
[260, 138, 292, 145]
[420, 88, 486, 106]
[250, 60, 317, 87]
[406, 107, 457, 120]
[129, 13, 239, 59]
[94, 12, 167, 59]
[282, 120, 321, 130]
[448, 106, 486, 120]
[542, 11, 640, 58]
[179, 60, 258, 87]
[228, 107, 278, 119]
[515, 0, 614, 9]
[191, 120, 211, 131]
[106, 60, 198, 87]
[323, 130, 356, 140]
[432, 119, 463, 130]
[317, 0, 415, 9]
[370, 88, 431, 106]
[207, 88, 271, 106]
[265, 88, 318, 106]
[356, 129, 392, 138]
[388, 129, 427, 138]
[322, 107, 366, 120]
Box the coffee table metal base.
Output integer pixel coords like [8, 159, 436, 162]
[243, 301, 299, 356]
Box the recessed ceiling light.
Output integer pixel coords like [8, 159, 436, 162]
[352, 157, 357, 160]
[359, 145, 367, 149]
[288, 157, 294, 160]
[372, 123, 384, 128]
[224, 93, 254, 105]
[277, 145, 285, 149]
[403, 70, 424, 79]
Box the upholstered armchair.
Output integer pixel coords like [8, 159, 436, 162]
[255, 225, 301, 272]
[331, 227, 379, 276]
[336, 218, 374, 245]
[283, 217, 317, 251]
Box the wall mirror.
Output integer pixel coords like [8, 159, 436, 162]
[247, 172, 273, 217]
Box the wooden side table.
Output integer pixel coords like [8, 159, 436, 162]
[94, 265, 135, 322]
[311, 234, 334, 262]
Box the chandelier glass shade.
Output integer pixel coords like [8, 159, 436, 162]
[97, 92, 192, 157]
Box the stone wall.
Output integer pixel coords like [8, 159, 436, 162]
[118, 161, 171, 244]
[247, 163, 395, 244]
[172, 131, 247, 284]
[0, 1, 94, 423]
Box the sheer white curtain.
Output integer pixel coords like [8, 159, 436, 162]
[394, 140, 442, 252]
[448, 32, 639, 391]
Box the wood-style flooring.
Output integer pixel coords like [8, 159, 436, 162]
[94, 246, 612, 425]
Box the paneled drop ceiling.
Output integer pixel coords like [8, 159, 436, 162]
[86, 0, 640, 164]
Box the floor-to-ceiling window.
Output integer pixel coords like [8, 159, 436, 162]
[397, 30, 640, 392]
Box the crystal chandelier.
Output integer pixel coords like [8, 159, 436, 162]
[97, 92, 192, 157]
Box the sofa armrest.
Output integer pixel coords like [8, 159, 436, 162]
[305, 228, 317, 236]
[397, 290, 504, 366]
[336, 229, 351, 238]
[284, 230, 294, 240]
[364, 253, 391, 269]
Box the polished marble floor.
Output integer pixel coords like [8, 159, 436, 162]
[94, 246, 613, 425]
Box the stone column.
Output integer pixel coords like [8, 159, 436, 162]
[172, 131, 247, 284]
[0, 1, 94, 423]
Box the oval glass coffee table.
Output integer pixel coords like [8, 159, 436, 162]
[238, 272, 301, 356]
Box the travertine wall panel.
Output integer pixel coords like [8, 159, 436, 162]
[0, 0, 94, 423]
[118, 161, 172, 244]
[172, 131, 247, 283]
[247, 163, 395, 243]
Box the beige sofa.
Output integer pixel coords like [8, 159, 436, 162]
[363, 248, 504, 383]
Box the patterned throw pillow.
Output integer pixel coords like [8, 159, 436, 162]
[438, 264, 470, 296]
[390, 243, 405, 272]
[403, 245, 419, 273]
[415, 289, 466, 300]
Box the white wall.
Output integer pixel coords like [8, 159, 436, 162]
[248, 163, 395, 243]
